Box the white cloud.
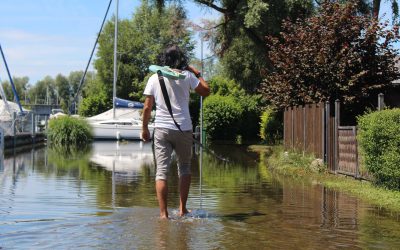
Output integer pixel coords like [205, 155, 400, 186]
[0, 29, 44, 42]
[0, 28, 95, 83]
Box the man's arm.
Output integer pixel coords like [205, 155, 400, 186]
[141, 95, 154, 141]
[195, 77, 210, 97]
[186, 65, 210, 97]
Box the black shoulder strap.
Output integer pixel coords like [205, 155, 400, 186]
[156, 70, 182, 132]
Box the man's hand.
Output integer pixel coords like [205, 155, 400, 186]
[141, 127, 150, 142]
[141, 95, 154, 142]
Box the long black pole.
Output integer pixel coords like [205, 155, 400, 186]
[70, 0, 113, 114]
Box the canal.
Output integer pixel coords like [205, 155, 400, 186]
[1, 141, 399, 249]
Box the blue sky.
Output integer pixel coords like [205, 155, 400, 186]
[0, 0, 219, 84]
[0, 1, 397, 85]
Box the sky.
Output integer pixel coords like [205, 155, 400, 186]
[0, 0, 219, 85]
[0, 1, 397, 86]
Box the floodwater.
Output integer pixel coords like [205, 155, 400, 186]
[1, 142, 400, 249]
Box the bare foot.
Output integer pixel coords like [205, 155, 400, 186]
[179, 208, 191, 217]
[160, 211, 168, 219]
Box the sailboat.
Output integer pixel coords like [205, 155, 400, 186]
[88, 0, 154, 140]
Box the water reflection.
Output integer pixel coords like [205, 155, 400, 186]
[90, 141, 154, 175]
[0, 143, 399, 249]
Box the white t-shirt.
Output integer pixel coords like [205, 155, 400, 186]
[143, 71, 200, 131]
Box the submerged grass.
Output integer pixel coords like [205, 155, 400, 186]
[249, 145, 400, 212]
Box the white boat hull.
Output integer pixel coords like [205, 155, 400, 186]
[89, 119, 154, 140]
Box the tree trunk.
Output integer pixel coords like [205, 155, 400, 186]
[373, 0, 381, 20]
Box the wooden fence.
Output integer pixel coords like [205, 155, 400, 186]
[337, 126, 358, 177]
[284, 103, 325, 159]
[284, 101, 360, 177]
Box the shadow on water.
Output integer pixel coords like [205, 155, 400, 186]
[218, 211, 266, 222]
[1, 142, 400, 249]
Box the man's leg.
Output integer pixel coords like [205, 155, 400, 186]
[156, 180, 168, 219]
[179, 174, 191, 216]
[173, 130, 193, 216]
[154, 128, 173, 219]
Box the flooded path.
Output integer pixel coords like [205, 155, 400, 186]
[1, 142, 399, 249]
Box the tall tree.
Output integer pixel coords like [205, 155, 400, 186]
[193, 0, 314, 92]
[314, 0, 399, 21]
[28, 76, 56, 105]
[94, 0, 193, 105]
[55, 74, 71, 112]
[1, 76, 29, 103]
[260, 2, 400, 110]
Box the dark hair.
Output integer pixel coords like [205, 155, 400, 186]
[157, 45, 188, 70]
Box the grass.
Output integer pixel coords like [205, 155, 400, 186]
[249, 145, 400, 212]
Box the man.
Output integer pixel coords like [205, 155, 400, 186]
[141, 45, 210, 219]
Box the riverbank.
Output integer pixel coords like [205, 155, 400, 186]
[249, 145, 400, 212]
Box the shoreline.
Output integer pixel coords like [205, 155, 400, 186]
[248, 145, 400, 212]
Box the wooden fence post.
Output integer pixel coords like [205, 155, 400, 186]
[291, 107, 294, 149]
[324, 101, 330, 164]
[303, 106, 306, 155]
[321, 103, 325, 161]
[378, 93, 384, 111]
[334, 99, 340, 173]
[354, 126, 359, 179]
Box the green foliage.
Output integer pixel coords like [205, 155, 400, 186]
[78, 89, 110, 117]
[208, 76, 241, 96]
[261, 1, 400, 108]
[357, 108, 400, 190]
[259, 108, 282, 144]
[238, 92, 262, 140]
[1, 76, 30, 104]
[203, 94, 243, 140]
[266, 145, 400, 211]
[47, 116, 92, 147]
[194, 0, 314, 92]
[94, 1, 194, 107]
[203, 76, 262, 141]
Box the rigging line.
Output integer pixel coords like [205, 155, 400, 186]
[0, 43, 24, 114]
[70, 0, 113, 114]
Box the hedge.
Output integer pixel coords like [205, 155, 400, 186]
[203, 94, 243, 140]
[357, 108, 400, 190]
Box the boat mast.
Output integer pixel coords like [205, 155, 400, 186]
[113, 0, 119, 119]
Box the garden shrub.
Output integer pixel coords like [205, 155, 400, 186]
[203, 94, 243, 140]
[357, 108, 400, 190]
[202, 76, 262, 141]
[48, 116, 93, 147]
[259, 108, 282, 144]
[237, 94, 262, 141]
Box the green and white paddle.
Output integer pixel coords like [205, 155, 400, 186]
[149, 65, 186, 80]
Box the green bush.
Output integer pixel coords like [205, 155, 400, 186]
[78, 90, 110, 117]
[203, 94, 243, 140]
[47, 116, 92, 147]
[238, 94, 262, 141]
[357, 108, 400, 190]
[208, 76, 241, 96]
[259, 108, 282, 144]
[203, 76, 262, 141]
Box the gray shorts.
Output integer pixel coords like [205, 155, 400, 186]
[154, 128, 192, 180]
